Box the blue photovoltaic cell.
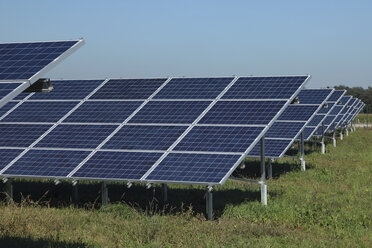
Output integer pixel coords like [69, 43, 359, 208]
[0, 41, 78, 80]
[265, 121, 305, 138]
[0, 149, 24, 171]
[307, 114, 325, 127]
[90, 78, 167, 99]
[36, 124, 117, 149]
[302, 127, 316, 140]
[1, 101, 78, 123]
[3, 149, 90, 177]
[317, 103, 335, 114]
[199, 101, 286, 125]
[72, 151, 163, 180]
[64, 101, 143, 123]
[222, 76, 307, 99]
[340, 96, 352, 105]
[247, 139, 292, 157]
[103, 125, 188, 150]
[0, 83, 22, 98]
[13, 91, 31, 100]
[153, 77, 233, 99]
[29, 80, 104, 100]
[324, 115, 336, 125]
[129, 101, 211, 124]
[296, 89, 333, 104]
[277, 105, 319, 121]
[0, 124, 52, 147]
[174, 126, 264, 153]
[330, 105, 343, 115]
[146, 153, 241, 183]
[0, 101, 17, 117]
[327, 90, 345, 102]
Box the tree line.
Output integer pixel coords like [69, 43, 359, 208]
[334, 85, 371, 113]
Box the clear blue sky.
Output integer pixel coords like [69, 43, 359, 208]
[1, 0, 371, 88]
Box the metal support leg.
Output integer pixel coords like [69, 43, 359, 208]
[161, 183, 168, 203]
[260, 137, 267, 206]
[101, 181, 108, 206]
[332, 131, 336, 147]
[321, 121, 325, 154]
[72, 181, 79, 206]
[340, 129, 343, 140]
[205, 189, 213, 220]
[300, 132, 306, 171]
[346, 128, 349, 136]
[5, 179, 13, 204]
[268, 159, 272, 179]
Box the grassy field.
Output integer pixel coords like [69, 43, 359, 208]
[356, 113, 370, 124]
[0, 129, 371, 247]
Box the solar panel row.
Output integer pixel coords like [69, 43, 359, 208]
[0, 76, 309, 185]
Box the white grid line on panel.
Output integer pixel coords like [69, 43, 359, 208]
[140, 76, 241, 181]
[67, 77, 174, 178]
[0, 78, 108, 175]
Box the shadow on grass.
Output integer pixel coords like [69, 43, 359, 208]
[0, 175, 281, 219]
[0, 236, 87, 248]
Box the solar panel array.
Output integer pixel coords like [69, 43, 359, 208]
[0, 39, 84, 109]
[0, 76, 308, 185]
[247, 88, 333, 158]
[306, 90, 346, 138]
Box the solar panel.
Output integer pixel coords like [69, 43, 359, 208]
[129, 101, 211, 124]
[90, 78, 167, 99]
[64, 101, 143, 123]
[0, 39, 84, 109]
[2, 149, 90, 177]
[0, 124, 52, 147]
[145, 153, 241, 184]
[0, 101, 18, 117]
[277, 105, 319, 121]
[264, 122, 305, 138]
[0, 149, 24, 171]
[296, 89, 334, 104]
[0, 101, 79, 123]
[0, 40, 83, 81]
[154, 77, 234, 99]
[247, 139, 293, 158]
[303, 90, 345, 139]
[0, 75, 309, 186]
[29, 80, 104, 100]
[247, 88, 333, 158]
[72, 151, 163, 180]
[35, 124, 118, 149]
[222, 76, 308, 99]
[173, 126, 265, 152]
[103, 125, 188, 150]
[199, 101, 287, 125]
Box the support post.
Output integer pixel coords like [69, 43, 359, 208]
[268, 159, 272, 179]
[300, 132, 306, 171]
[367, 106, 369, 128]
[321, 121, 325, 154]
[101, 181, 108, 206]
[5, 179, 13, 204]
[340, 129, 343, 140]
[161, 183, 168, 203]
[205, 188, 213, 220]
[72, 181, 79, 206]
[346, 128, 349, 136]
[332, 131, 336, 147]
[260, 137, 267, 206]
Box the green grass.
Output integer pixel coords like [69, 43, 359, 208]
[356, 113, 370, 124]
[0, 129, 371, 247]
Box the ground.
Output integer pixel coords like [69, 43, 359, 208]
[0, 127, 371, 247]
